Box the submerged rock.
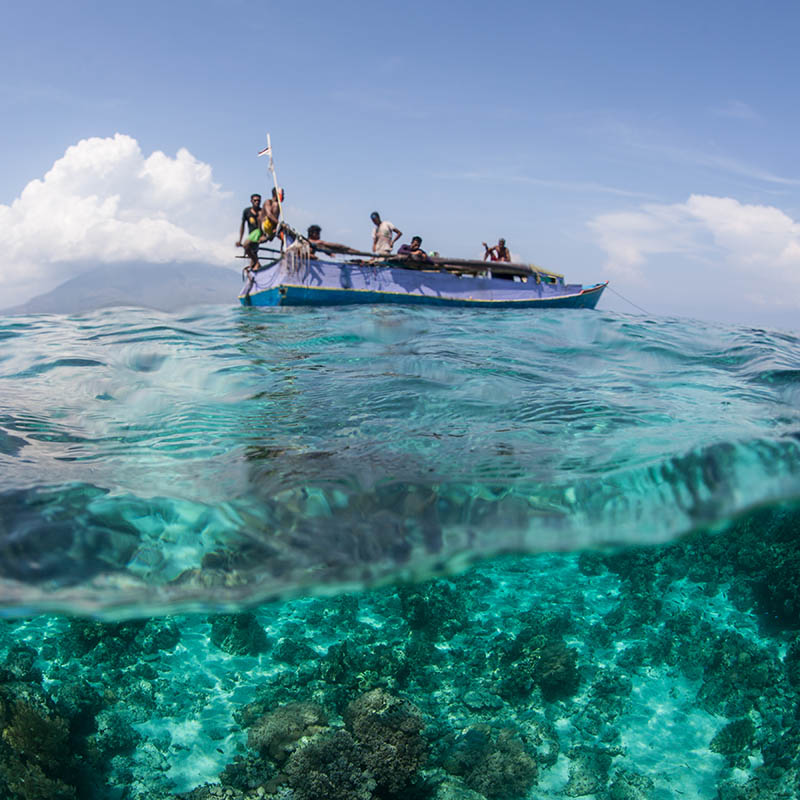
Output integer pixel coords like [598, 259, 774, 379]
[608, 768, 655, 800]
[272, 636, 317, 666]
[433, 778, 486, 800]
[344, 688, 428, 796]
[247, 702, 328, 763]
[563, 746, 613, 797]
[494, 621, 581, 703]
[711, 717, 756, 754]
[0, 694, 78, 800]
[398, 580, 468, 639]
[209, 613, 269, 657]
[285, 729, 374, 800]
[532, 640, 580, 702]
[443, 725, 537, 799]
[1, 644, 41, 685]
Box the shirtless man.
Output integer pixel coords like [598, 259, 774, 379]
[259, 187, 282, 242]
[482, 238, 511, 262]
[371, 211, 402, 255]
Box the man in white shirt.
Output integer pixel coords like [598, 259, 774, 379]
[370, 211, 402, 255]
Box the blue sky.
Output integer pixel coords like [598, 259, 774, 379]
[2, 0, 799, 328]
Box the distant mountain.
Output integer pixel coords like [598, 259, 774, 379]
[2, 262, 242, 315]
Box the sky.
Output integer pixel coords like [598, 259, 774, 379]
[1, 0, 799, 330]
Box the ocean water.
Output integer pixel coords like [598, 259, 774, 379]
[0, 304, 799, 799]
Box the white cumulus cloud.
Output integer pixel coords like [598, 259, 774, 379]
[0, 134, 235, 307]
[589, 194, 800, 319]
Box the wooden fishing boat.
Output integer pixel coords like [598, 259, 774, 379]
[238, 237, 607, 309]
[239, 138, 606, 309]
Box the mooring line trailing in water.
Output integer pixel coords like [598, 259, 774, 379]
[606, 285, 650, 315]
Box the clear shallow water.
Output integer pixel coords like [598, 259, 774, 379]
[2, 302, 800, 800]
[1, 305, 800, 615]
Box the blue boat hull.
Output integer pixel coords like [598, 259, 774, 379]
[238, 256, 606, 309]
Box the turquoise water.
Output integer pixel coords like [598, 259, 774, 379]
[0, 305, 799, 798]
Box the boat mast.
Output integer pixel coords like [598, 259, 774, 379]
[259, 133, 285, 250]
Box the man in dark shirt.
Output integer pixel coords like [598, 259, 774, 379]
[237, 193, 263, 269]
[397, 236, 429, 261]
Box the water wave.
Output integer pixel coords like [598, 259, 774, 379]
[1, 305, 799, 616]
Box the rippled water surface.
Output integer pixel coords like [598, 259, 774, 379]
[2, 304, 800, 615]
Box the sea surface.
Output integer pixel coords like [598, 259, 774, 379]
[0, 304, 799, 799]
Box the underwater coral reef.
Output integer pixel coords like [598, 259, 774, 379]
[0, 504, 798, 799]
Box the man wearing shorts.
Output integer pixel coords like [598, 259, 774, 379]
[258, 188, 282, 244]
[237, 193, 263, 269]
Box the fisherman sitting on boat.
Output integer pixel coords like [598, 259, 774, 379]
[307, 224, 332, 258]
[306, 225, 361, 257]
[371, 211, 402, 256]
[397, 236, 429, 261]
[482, 238, 511, 262]
[237, 193, 263, 269]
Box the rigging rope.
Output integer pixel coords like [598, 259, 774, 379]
[605, 285, 650, 315]
[285, 237, 311, 276]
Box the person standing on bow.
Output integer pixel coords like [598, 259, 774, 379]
[482, 238, 511, 262]
[237, 193, 263, 269]
[370, 211, 402, 256]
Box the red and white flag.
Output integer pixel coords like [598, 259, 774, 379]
[257, 145, 271, 157]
